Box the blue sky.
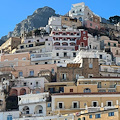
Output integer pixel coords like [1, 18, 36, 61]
[0, 0, 119, 38]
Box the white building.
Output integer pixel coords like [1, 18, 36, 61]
[88, 34, 100, 50]
[0, 111, 19, 120]
[100, 65, 120, 77]
[73, 50, 112, 65]
[69, 2, 100, 24]
[22, 35, 52, 44]
[30, 49, 78, 65]
[18, 92, 49, 118]
[14, 40, 53, 54]
[50, 28, 80, 51]
[14, 77, 48, 92]
[48, 16, 62, 30]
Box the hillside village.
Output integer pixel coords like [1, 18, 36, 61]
[0, 2, 120, 120]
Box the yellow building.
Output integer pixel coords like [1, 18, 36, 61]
[64, 78, 120, 93]
[61, 16, 82, 28]
[0, 37, 21, 54]
[45, 81, 75, 94]
[48, 78, 120, 115]
[75, 106, 119, 120]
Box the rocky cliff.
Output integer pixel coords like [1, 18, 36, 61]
[0, 6, 59, 42]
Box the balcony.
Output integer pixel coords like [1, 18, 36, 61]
[31, 56, 52, 61]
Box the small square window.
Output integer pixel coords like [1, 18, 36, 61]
[70, 89, 73, 92]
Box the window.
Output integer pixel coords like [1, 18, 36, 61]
[36, 82, 38, 87]
[108, 42, 111, 46]
[47, 103, 51, 107]
[79, 17, 82, 21]
[29, 44, 33, 47]
[51, 68, 54, 74]
[73, 52, 76, 57]
[81, 43, 84, 47]
[90, 23, 92, 26]
[107, 101, 112, 106]
[114, 43, 116, 47]
[89, 63, 93, 68]
[59, 87, 64, 92]
[30, 70, 34, 76]
[45, 62, 48, 64]
[58, 102, 63, 109]
[64, 52, 67, 57]
[72, 10, 75, 13]
[54, 60, 56, 64]
[37, 40, 39, 42]
[100, 55, 102, 59]
[19, 71, 23, 77]
[108, 112, 114, 116]
[22, 57, 26, 60]
[71, 33, 74, 35]
[7, 115, 12, 120]
[35, 63, 38, 65]
[70, 89, 73, 92]
[84, 88, 91, 93]
[62, 73, 67, 80]
[82, 117, 85, 120]
[95, 114, 101, 118]
[89, 115, 92, 118]
[63, 33, 66, 35]
[64, 18, 68, 21]
[48, 43, 50, 46]
[72, 102, 78, 108]
[24, 82, 26, 86]
[56, 53, 59, 56]
[92, 101, 98, 107]
[20, 46, 24, 49]
[39, 110, 42, 113]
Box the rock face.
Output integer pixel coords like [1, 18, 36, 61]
[0, 6, 59, 42]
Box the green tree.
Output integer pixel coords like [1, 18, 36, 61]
[109, 15, 120, 24]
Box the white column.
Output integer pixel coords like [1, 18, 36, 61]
[101, 102, 103, 107]
[116, 100, 118, 105]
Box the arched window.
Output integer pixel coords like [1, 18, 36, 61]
[84, 88, 91, 93]
[23, 106, 29, 114]
[34, 105, 43, 114]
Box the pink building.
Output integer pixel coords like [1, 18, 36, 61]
[0, 52, 30, 62]
[84, 20, 101, 29]
[9, 87, 30, 96]
[12, 64, 57, 78]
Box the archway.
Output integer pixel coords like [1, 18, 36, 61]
[34, 105, 43, 114]
[22, 106, 29, 114]
[84, 88, 91, 93]
[11, 89, 18, 96]
[20, 88, 26, 95]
